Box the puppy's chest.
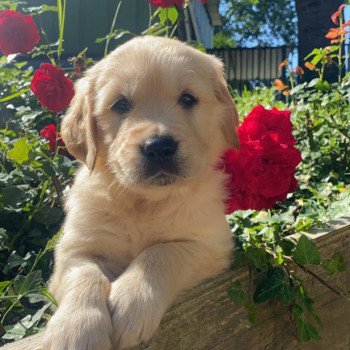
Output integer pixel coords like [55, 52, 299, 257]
[96, 204, 204, 258]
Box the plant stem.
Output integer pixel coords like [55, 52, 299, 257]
[37, 15, 56, 65]
[170, 24, 178, 38]
[57, 0, 66, 63]
[338, 14, 344, 84]
[165, 9, 169, 37]
[291, 258, 350, 301]
[104, 0, 123, 57]
[148, 3, 152, 29]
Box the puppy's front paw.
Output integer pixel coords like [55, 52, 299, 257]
[108, 280, 163, 350]
[42, 307, 112, 350]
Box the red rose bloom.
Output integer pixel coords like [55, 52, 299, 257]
[149, 0, 184, 8]
[40, 124, 68, 155]
[0, 10, 40, 55]
[219, 105, 301, 214]
[238, 105, 295, 146]
[31, 63, 75, 113]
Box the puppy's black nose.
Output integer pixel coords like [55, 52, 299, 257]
[141, 136, 178, 163]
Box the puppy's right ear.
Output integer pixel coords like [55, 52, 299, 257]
[61, 78, 98, 171]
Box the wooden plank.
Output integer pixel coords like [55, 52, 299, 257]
[2, 216, 350, 350]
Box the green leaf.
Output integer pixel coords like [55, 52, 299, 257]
[158, 8, 168, 24]
[293, 304, 320, 342]
[308, 78, 320, 88]
[253, 268, 285, 303]
[278, 283, 295, 305]
[290, 83, 307, 95]
[280, 239, 295, 256]
[36, 287, 58, 307]
[1, 186, 26, 208]
[292, 235, 321, 266]
[244, 247, 271, 271]
[7, 137, 30, 164]
[311, 54, 323, 66]
[0, 88, 30, 102]
[0, 281, 11, 294]
[244, 301, 258, 324]
[231, 251, 250, 269]
[167, 7, 178, 25]
[2, 251, 30, 274]
[228, 282, 257, 324]
[315, 80, 330, 92]
[33, 206, 63, 226]
[322, 252, 346, 276]
[3, 318, 28, 340]
[304, 48, 321, 60]
[30, 303, 50, 324]
[23, 5, 58, 14]
[12, 270, 42, 296]
[294, 216, 313, 232]
[261, 226, 275, 243]
[228, 282, 249, 304]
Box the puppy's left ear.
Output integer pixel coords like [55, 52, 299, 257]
[61, 77, 99, 171]
[212, 58, 240, 149]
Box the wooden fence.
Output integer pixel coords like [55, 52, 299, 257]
[209, 44, 350, 90]
[207, 46, 289, 90]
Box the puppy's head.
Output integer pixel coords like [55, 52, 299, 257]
[62, 36, 239, 190]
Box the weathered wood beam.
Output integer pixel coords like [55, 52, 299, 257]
[2, 216, 350, 350]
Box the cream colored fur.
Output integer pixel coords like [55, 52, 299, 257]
[42, 36, 239, 350]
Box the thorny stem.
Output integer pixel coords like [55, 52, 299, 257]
[284, 256, 350, 301]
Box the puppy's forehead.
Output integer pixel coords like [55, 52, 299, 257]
[96, 38, 217, 104]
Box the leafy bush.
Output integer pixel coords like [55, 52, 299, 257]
[0, 0, 349, 345]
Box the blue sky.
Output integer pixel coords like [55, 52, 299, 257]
[219, 2, 350, 48]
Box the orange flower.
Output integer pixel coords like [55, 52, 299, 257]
[283, 90, 290, 96]
[305, 62, 316, 70]
[325, 27, 348, 39]
[292, 66, 304, 77]
[278, 58, 288, 70]
[344, 20, 350, 28]
[273, 79, 288, 91]
[331, 4, 346, 25]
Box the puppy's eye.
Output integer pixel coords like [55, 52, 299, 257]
[112, 98, 133, 114]
[178, 93, 198, 109]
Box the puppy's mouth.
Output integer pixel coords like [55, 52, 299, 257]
[144, 171, 180, 186]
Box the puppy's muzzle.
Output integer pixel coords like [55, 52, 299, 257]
[140, 135, 180, 185]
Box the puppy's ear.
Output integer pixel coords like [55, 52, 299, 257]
[213, 58, 240, 149]
[61, 78, 98, 171]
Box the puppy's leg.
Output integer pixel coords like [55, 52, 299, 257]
[42, 259, 113, 350]
[108, 241, 231, 349]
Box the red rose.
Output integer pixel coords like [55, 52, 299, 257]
[31, 63, 75, 113]
[238, 105, 296, 146]
[40, 124, 68, 155]
[0, 10, 40, 56]
[149, 0, 184, 8]
[219, 105, 301, 213]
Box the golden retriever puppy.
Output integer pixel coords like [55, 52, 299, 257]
[42, 36, 239, 350]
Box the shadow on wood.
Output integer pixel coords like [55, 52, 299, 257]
[2, 217, 350, 350]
